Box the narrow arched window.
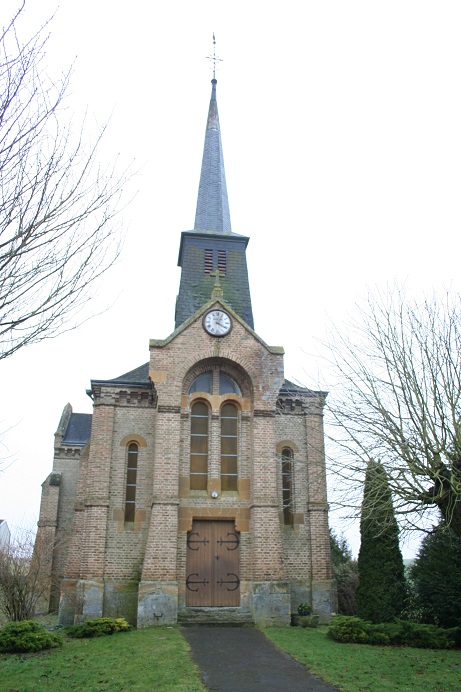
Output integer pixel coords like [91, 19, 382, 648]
[221, 403, 238, 491]
[282, 447, 294, 526]
[125, 443, 138, 522]
[190, 401, 209, 489]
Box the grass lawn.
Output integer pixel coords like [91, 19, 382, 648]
[0, 626, 205, 691]
[262, 626, 461, 692]
[2, 623, 461, 691]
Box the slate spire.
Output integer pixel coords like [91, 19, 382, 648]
[175, 74, 254, 330]
[194, 79, 232, 234]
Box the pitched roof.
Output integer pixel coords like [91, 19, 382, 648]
[89, 363, 151, 391]
[279, 379, 328, 398]
[62, 413, 92, 445]
[194, 79, 232, 234]
[109, 362, 150, 385]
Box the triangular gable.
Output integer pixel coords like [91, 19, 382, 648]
[150, 298, 284, 356]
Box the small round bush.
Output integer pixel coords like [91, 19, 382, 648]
[327, 616, 368, 644]
[297, 603, 312, 616]
[65, 617, 131, 638]
[0, 620, 62, 653]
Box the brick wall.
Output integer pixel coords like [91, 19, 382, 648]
[39, 297, 334, 623]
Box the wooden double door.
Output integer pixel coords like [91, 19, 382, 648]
[186, 520, 240, 607]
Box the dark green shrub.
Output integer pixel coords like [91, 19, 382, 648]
[446, 626, 461, 647]
[327, 616, 368, 643]
[394, 621, 455, 649]
[362, 623, 390, 645]
[390, 620, 454, 648]
[0, 620, 62, 653]
[327, 616, 456, 649]
[65, 617, 131, 638]
[297, 603, 312, 616]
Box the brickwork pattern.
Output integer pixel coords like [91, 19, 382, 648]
[36, 296, 334, 625]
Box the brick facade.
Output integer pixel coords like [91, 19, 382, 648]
[36, 299, 335, 626]
[35, 76, 335, 626]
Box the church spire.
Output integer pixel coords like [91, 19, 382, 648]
[194, 77, 232, 234]
[175, 51, 254, 331]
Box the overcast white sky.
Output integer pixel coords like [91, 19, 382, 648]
[1, 1, 461, 559]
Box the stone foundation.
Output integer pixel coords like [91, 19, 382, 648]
[59, 577, 335, 627]
[103, 581, 139, 626]
[250, 581, 290, 626]
[75, 579, 104, 623]
[137, 581, 178, 627]
[311, 579, 336, 623]
[58, 579, 78, 625]
[289, 580, 312, 614]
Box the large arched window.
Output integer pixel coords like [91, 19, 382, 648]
[125, 443, 138, 522]
[187, 364, 246, 493]
[221, 403, 238, 491]
[281, 447, 294, 526]
[188, 371, 241, 396]
[190, 401, 209, 489]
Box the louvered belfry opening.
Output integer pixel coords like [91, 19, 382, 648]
[217, 250, 226, 275]
[204, 249, 213, 274]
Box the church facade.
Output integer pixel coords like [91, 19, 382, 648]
[36, 77, 335, 627]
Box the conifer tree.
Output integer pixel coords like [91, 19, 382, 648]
[411, 524, 461, 628]
[356, 459, 406, 623]
[330, 530, 358, 615]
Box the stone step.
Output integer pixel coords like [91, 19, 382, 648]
[178, 608, 254, 627]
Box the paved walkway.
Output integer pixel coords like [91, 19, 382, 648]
[182, 626, 338, 691]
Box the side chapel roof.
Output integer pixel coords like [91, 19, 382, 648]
[62, 413, 92, 445]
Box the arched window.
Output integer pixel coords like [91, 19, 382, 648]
[281, 447, 294, 526]
[219, 373, 241, 395]
[125, 443, 138, 522]
[188, 370, 241, 396]
[189, 371, 212, 394]
[221, 403, 238, 491]
[190, 401, 209, 489]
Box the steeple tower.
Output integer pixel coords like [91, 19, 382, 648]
[194, 79, 231, 234]
[175, 77, 254, 330]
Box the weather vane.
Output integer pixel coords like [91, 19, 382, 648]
[206, 33, 223, 79]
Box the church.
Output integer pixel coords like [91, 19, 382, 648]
[35, 74, 335, 627]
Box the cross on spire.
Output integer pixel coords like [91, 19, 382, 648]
[206, 33, 222, 79]
[194, 40, 231, 235]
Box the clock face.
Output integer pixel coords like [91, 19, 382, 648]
[203, 310, 232, 336]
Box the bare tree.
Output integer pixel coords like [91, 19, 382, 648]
[326, 287, 461, 537]
[0, 527, 58, 621]
[0, 4, 129, 360]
